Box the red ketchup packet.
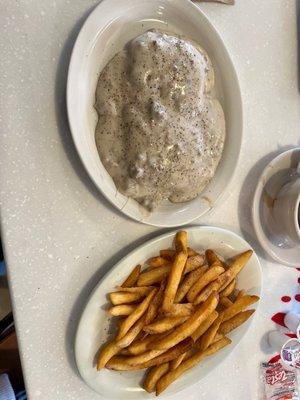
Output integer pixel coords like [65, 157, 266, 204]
[261, 362, 300, 400]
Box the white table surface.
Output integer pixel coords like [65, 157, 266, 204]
[1, 0, 300, 399]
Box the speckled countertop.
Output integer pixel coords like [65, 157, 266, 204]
[0, 1, 300, 399]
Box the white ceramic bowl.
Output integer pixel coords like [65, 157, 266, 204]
[75, 226, 262, 399]
[67, 0, 242, 226]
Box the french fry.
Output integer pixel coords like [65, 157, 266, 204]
[116, 286, 154, 295]
[184, 255, 205, 274]
[187, 264, 224, 303]
[143, 316, 189, 334]
[109, 291, 145, 305]
[169, 353, 185, 371]
[236, 289, 245, 301]
[144, 281, 165, 325]
[121, 265, 141, 287]
[191, 310, 218, 341]
[193, 280, 220, 305]
[138, 256, 204, 287]
[147, 256, 170, 268]
[128, 332, 169, 355]
[213, 332, 223, 342]
[219, 250, 253, 291]
[162, 252, 188, 311]
[196, 315, 223, 351]
[156, 337, 231, 395]
[159, 249, 175, 260]
[123, 349, 166, 366]
[97, 340, 120, 370]
[117, 289, 157, 339]
[108, 304, 137, 316]
[175, 231, 188, 254]
[161, 303, 194, 318]
[117, 316, 147, 348]
[218, 310, 255, 335]
[175, 265, 209, 303]
[160, 248, 199, 261]
[118, 348, 131, 356]
[107, 338, 193, 371]
[137, 265, 170, 286]
[149, 292, 219, 351]
[144, 363, 169, 393]
[219, 297, 233, 308]
[220, 279, 236, 298]
[222, 295, 259, 322]
[205, 249, 227, 268]
[211, 333, 224, 344]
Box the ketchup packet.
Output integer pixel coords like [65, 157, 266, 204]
[261, 362, 299, 400]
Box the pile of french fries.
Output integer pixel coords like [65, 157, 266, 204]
[97, 231, 259, 395]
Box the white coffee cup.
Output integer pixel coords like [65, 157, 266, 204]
[273, 178, 300, 245]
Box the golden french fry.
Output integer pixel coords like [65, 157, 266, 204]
[191, 310, 218, 341]
[220, 279, 236, 298]
[147, 256, 170, 268]
[107, 338, 193, 371]
[175, 265, 209, 303]
[117, 289, 157, 339]
[109, 291, 145, 305]
[97, 341, 120, 370]
[128, 332, 169, 355]
[108, 304, 137, 316]
[143, 363, 169, 393]
[175, 231, 188, 254]
[193, 280, 220, 305]
[137, 265, 170, 286]
[205, 249, 227, 268]
[236, 289, 245, 301]
[159, 249, 175, 260]
[161, 303, 194, 318]
[118, 348, 131, 356]
[222, 295, 259, 322]
[218, 310, 255, 335]
[116, 286, 154, 295]
[144, 281, 165, 325]
[211, 333, 224, 344]
[162, 252, 188, 311]
[117, 316, 147, 348]
[213, 332, 223, 342]
[143, 316, 189, 334]
[123, 349, 166, 366]
[160, 248, 199, 261]
[187, 264, 224, 303]
[121, 265, 141, 288]
[148, 292, 219, 351]
[184, 255, 205, 274]
[139, 257, 204, 287]
[219, 297, 233, 308]
[196, 315, 223, 351]
[156, 337, 231, 395]
[219, 250, 253, 291]
[169, 353, 185, 371]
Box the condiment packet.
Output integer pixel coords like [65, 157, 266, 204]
[281, 339, 300, 369]
[261, 362, 300, 400]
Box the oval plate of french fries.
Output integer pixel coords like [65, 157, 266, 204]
[75, 227, 262, 398]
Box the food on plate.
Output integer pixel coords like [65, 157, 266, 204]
[96, 231, 259, 395]
[95, 30, 225, 210]
[121, 264, 141, 287]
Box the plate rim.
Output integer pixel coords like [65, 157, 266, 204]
[252, 147, 300, 268]
[74, 225, 262, 398]
[66, 0, 243, 227]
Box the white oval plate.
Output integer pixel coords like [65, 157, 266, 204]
[252, 148, 300, 267]
[67, 0, 242, 227]
[75, 226, 262, 398]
